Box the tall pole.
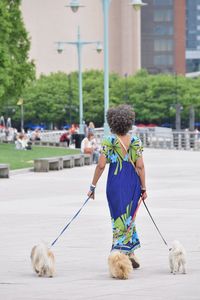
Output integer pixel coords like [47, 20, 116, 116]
[174, 73, 181, 131]
[56, 27, 101, 135]
[21, 103, 24, 132]
[189, 105, 195, 131]
[124, 73, 128, 103]
[77, 27, 84, 134]
[68, 74, 72, 125]
[102, 0, 111, 135]
[175, 103, 181, 131]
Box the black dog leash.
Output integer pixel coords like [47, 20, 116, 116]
[142, 201, 169, 248]
[51, 196, 90, 247]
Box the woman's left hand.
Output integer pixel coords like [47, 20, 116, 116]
[141, 191, 147, 201]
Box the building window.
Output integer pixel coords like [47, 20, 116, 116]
[154, 0, 172, 5]
[154, 55, 173, 66]
[186, 59, 200, 72]
[154, 39, 173, 51]
[154, 10, 173, 22]
[154, 25, 173, 35]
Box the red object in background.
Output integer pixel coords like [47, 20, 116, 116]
[137, 123, 157, 128]
[137, 124, 146, 127]
[146, 124, 157, 128]
[60, 133, 69, 142]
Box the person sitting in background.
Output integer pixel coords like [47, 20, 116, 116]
[15, 133, 32, 150]
[60, 131, 70, 147]
[81, 132, 99, 163]
[34, 129, 41, 141]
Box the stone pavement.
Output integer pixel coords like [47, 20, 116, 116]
[0, 148, 200, 300]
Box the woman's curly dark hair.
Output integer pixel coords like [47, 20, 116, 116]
[106, 105, 135, 135]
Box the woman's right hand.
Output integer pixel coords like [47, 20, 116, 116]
[87, 190, 95, 200]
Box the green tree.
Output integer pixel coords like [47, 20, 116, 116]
[0, 0, 35, 115]
[21, 72, 76, 128]
[17, 69, 200, 129]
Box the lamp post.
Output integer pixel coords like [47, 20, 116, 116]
[175, 103, 183, 131]
[173, 73, 183, 131]
[56, 27, 102, 134]
[124, 73, 129, 104]
[189, 105, 195, 131]
[17, 98, 24, 132]
[57, 26, 102, 134]
[68, 0, 147, 135]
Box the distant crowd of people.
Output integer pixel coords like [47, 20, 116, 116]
[0, 118, 100, 163]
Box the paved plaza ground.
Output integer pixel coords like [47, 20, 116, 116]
[0, 148, 200, 300]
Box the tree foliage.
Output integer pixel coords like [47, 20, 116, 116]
[0, 0, 35, 112]
[4, 69, 200, 129]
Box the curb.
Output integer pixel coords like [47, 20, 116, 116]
[10, 168, 33, 176]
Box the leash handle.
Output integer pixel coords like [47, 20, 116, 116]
[142, 200, 168, 248]
[51, 196, 90, 247]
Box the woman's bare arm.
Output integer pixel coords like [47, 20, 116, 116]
[135, 156, 147, 201]
[87, 154, 107, 199]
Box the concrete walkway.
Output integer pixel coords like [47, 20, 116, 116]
[0, 148, 200, 300]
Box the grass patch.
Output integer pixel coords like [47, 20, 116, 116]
[0, 143, 80, 170]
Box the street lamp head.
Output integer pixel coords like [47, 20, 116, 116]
[130, 0, 147, 11]
[66, 0, 84, 13]
[56, 42, 64, 54]
[57, 48, 63, 54]
[96, 42, 103, 54]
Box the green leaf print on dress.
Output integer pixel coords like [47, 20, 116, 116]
[101, 135, 143, 175]
[112, 201, 139, 247]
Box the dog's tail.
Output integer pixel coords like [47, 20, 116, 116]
[108, 251, 132, 280]
[35, 243, 53, 269]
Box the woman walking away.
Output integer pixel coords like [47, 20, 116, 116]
[87, 105, 147, 279]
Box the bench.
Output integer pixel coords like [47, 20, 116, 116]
[34, 157, 62, 172]
[34, 153, 90, 172]
[84, 154, 93, 165]
[73, 154, 84, 167]
[62, 155, 74, 168]
[0, 164, 10, 178]
[34, 141, 41, 146]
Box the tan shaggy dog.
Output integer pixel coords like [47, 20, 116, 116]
[108, 251, 133, 279]
[31, 243, 55, 277]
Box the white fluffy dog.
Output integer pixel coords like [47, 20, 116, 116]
[169, 240, 186, 275]
[108, 251, 133, 279]
[31, 243, 55, 277]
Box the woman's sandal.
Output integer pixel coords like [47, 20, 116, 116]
[129, 254, 140, 269]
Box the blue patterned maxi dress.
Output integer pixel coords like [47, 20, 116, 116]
[101, 135, 143, 254]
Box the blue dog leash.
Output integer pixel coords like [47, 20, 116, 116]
[51, 196, 90, 247]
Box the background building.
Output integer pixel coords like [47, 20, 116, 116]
[141, 0, 186, 75]
[186, 0, 200, 73]
[21, 0, 141, 77]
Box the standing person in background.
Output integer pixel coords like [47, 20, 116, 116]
[87, 105, 147, 276]
[88, 122, 95, 134]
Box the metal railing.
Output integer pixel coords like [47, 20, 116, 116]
[1, 128, 200, 151]
[94, 128, 200, 151]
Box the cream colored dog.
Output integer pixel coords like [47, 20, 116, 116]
[31, 243, 55, 277]
[108, 251, 133, 279]
[169, 240, 186, 275]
